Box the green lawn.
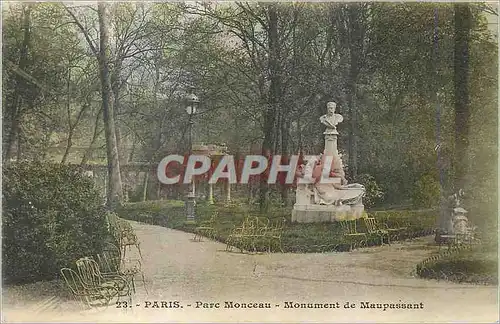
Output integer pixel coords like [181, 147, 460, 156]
[417, 242, 498, 285]
[116, 200, 438, 253]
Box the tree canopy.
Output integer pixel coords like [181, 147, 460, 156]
[2, 2, 497, 229]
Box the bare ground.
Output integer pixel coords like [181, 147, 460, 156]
[2, 221, 498, 323]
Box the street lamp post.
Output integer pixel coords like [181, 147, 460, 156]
[185, 92, 199, 222]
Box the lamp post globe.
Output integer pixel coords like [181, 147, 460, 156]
[184, 91, 199, 223]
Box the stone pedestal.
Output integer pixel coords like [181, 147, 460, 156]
[292, 203, 365, 223]
[226, 182, 231, 202]
[295, 184, 313, 205]
[207, 183, 214, 204]
[185, 193, 196, 221]
[449, 207, 468, 235]
[324, 133, 339, 157]
[292, 178, 365, 223]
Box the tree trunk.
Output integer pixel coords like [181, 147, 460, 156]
[111, 60, 130, 201]
[274, 106, 281, 154]
[142, 170, 149, 202]
[346, 5, 363, 180]
[297, 117, 303, 154]
[17, 126, 23, 161]
[111, 62, 127, 167]
[5, 113, 21, 163]
[146, 137, 162, 201]
[98, 3, 124, 208]
[346, 81, 358, 179]
[144, 62, 162, 201]
[129, 140, 136, 162]
[4, 4, 32, 162]
[260, 3, 280, 212]
[61, 66, 72, 164]
[80, 108, 103, 166]
[281, 112, 290, 206]
[454, 3, 471, 191]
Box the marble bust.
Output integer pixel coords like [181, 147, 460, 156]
[320, 102, 343, 135]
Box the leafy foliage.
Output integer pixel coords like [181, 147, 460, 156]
[354, 173, 385, 208]
[2, 162, 108, 284]
[413, 174, 441, 208]
[2, 3, 497, 229]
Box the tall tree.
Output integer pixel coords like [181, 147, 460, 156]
[3, 4, 32, 162]
[454, 3, 472, 190]
[64, 3, 125, 206]
[98, 3, 124, 206]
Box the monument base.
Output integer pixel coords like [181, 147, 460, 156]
[291, 204, 365, 223]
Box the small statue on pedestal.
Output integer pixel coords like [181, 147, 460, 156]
[435, 189, 473, 244]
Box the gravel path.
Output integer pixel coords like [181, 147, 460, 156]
[3, 221, 498, 323]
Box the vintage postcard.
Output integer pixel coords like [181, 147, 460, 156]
[2, 1, 499, 323]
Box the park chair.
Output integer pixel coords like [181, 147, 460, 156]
[339, 220, 367, 251]
[106, 212, 122, 244]
[256, 216, 271, 228]
[392, 219, 411, 240]
[193, 211, 219, 241]
[437, 234, 458, 251]
[438, 225, 479, 251]
[377, 214, 410, 240]
[75, 257, 132, 305]
[97, 243, 122, 274]
[264, 217, 286, 252]
[60, 267, 120, 310]
[362, 217, 392, 245]
[461, 225, 479, 245]
[106, 212, 120, 231]
[118, 220, 143, 261]
[237, 217, 260, 252]
[244, 217, 271, 252]
[226, 217, 256, 252]
[97, 243, 148, 295]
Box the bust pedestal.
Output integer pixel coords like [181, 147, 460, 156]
[291, 204, 365, 223]
[292, 177, 365, 223]
[324, 133, 338, 157]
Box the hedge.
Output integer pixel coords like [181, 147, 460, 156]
[2, 162, 108, 284]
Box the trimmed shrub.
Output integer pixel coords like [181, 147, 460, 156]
[354, 174, 385, 208]
[413, 174, 441, 208]
[116, 200, 185, 228]
[2, 162, 108, 284]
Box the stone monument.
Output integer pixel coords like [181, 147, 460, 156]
[292, 102, 366, 223]
[437, 189, 472, 237]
